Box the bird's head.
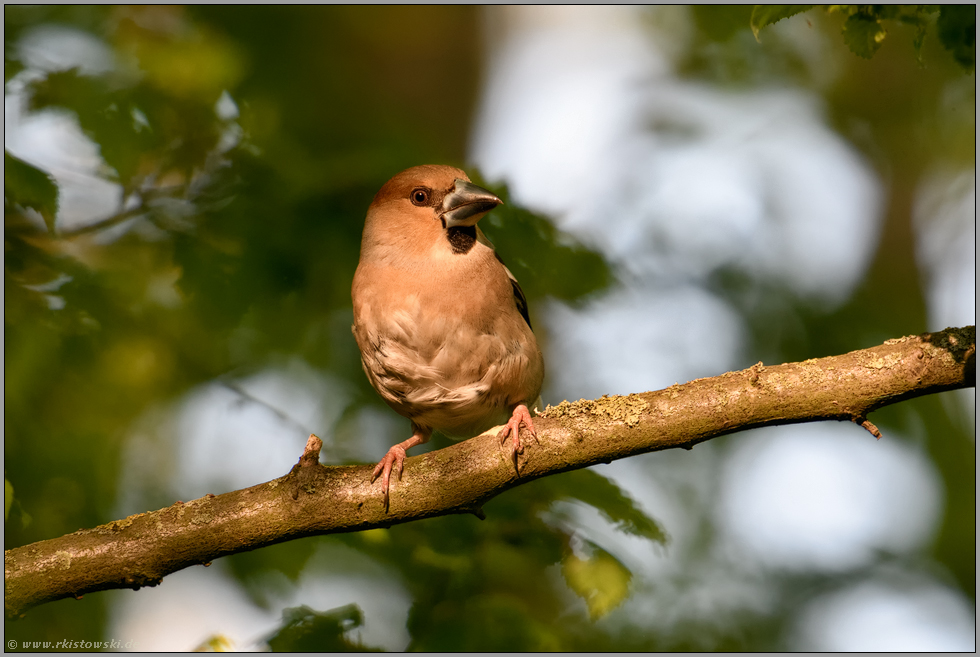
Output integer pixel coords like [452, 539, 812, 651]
[361, 165, 503, 262]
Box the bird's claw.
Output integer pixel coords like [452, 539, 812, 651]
[498, 404, 537, 474]
[372, 445, 407, 512]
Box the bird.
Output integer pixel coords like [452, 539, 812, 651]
[351, 165, 544, 511]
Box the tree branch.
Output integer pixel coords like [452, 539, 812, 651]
[5, 326, 975, 619]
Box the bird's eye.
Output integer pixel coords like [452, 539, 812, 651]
[411, 188, 430, 206]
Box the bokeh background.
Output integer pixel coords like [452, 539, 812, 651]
[4, 5, 975, 651]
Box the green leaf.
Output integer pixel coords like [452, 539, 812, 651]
[4, 477, 13, 521]
[938, 4, 976, 71]
[562, 543, 632, 619]
[901, 9, 932, 65]
[551, 469, 668, 545]
[4, 150, 60, 232]
[265, 604, 381, 652]
[4, 477, 32, 528]
[842, 13, 887, 59]
[5, 56, 25, 84]
[750, 5, 814, 41]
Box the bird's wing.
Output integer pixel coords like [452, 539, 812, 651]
[506, 269, 532, 330]
[476, 227, 533, 330]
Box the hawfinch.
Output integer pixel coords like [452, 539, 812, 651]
[352, 165, 545, 510]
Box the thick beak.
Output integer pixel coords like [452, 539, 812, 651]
[441, 179, 503, 228]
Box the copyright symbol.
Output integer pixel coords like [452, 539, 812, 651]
[7, 639, 16, 649]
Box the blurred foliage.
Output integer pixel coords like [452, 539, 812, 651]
[476, 182, 615, 307]
[4, 475, 32, 530]
[750, 5, 816, 41]
[3, 4, 974, 652]
[547, 469, 668, 544]
[562, 543, 633, 620]
[264, 604, 380, 652]
[5, 151, 59, 231]
[4, 476, 13, 520]
[752, 5, 975, 69]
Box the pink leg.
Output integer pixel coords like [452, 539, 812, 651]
[498, 403, 537, 473]
[372, 423, 430, 512]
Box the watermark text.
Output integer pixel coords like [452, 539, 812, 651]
[7, 639, 137, 650]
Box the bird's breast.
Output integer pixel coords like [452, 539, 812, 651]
[352, 261, 543, 436]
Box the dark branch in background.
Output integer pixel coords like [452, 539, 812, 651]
[5, 326, 975, 619]
[217, 379, 317, 438]
[55, 184, 191, 238]
[56, 205, 147, 238]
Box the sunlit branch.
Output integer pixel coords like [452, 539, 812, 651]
[4, 325, 974, 619]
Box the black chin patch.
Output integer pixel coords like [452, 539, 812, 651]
[447, 226, 477, 254]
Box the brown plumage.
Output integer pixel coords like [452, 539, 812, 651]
[352, 165, 545, 510]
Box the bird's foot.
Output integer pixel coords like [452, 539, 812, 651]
[371, 426, 429, 513]
[372, 445, 407, 512]
[498, 404, 537, 474]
